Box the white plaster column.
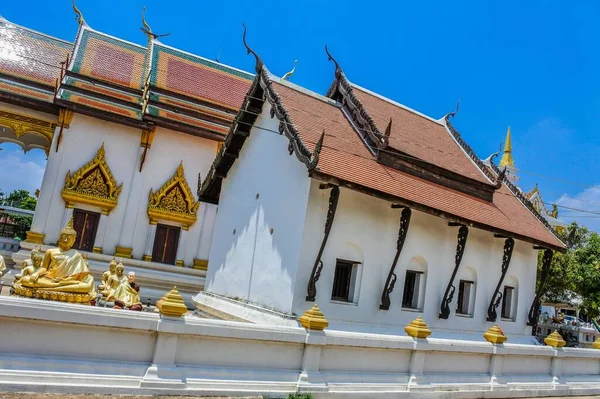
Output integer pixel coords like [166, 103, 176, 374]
[176, 228, 188, 267]
[550, 349, 563, 387]
[408, 339, 426, 386]
[489, 344, 507, 390]
[118, 146, 147, 251]
[196, 204, 217, 260]
[93, 213, 109, 253]
[140, 318, 185, 388]
[297, 331, 327, 393]
[143, 222, 157, 261]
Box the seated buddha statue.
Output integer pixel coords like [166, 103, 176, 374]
[15, 248, 44, 281]
[98, 258, 119, 297]
[14, 217, 96, 303]
[108, 271, 142, 311]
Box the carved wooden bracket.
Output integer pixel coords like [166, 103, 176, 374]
[306, 185, 340, 302]
[486, 237, 515, 322]
[380, 207, 411, 310]
[527, 249, 554, 327]
[439, 225, 469, 319]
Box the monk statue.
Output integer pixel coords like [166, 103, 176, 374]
[98, 258, 119, 297]
[108, 271, 142, 311]
[13, 217, 96, 304]
[15, 248, 44, 281]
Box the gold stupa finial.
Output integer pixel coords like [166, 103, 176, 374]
[499, 126, 514, 168]
[282, 59, 297, 81]
[72, 0, 85, 26]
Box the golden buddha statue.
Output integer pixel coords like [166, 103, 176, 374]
[98, 258, 119, 297]
[13, 217, 96, 304]
[15, 248, 44, 281]
[108, 271, 142, 311]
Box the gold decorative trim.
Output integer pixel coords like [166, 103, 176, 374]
[25, 231, 45, 245]
[483, 324, 507, 345]
[142, 255, 152, 262]
[92, 246, 102, 254]
[115, 245, 133, 259]
[147, 162, 200, 229]
[156, 286, 188, 317]
[58, 108, 74, 128]
[193, 258, 208, 271]
[12, 282, 92, 304]
[404, 316, 432, 339]
[0, 110, 57, 154]
[62, 143, 123, 214]
[593, 337, 600, 350]
[175, 259, 184, 267]
[140, 128, 156, 149]
[298, 304, 329, 331]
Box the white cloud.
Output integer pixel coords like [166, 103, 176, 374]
[0, 148, 46, 196]
[555, 185, 600, 233]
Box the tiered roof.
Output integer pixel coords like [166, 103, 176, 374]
[0, 13, 253, 140]
[201, 44, 565, 251]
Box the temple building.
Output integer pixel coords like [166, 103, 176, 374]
[0, 9, 253, 304]
[490, 127, 566, 233]
[193, 37, 566, 342]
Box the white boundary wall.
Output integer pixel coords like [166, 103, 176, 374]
[1, 296, 600, 398]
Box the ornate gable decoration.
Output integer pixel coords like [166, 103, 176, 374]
[61, 143, 123, 214]
[147, 162, 200, 230]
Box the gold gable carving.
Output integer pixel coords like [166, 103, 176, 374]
[61, 143, 123, 214]
[0, 110, 57, 155]
[147, 162, 200, 229]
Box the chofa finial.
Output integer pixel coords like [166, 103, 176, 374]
[242, 23, 264, 74]
[325, 45, 342, 75]
[282, 59, 297, 81]
[72, 0, 85, 25]
[447, 100, 460, 118]
[140, 6, 170, 40]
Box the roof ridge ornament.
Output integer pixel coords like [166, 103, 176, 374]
[447, 100, 460, 119]
[282, 59, 297, 81]
[242, 23, 264, 74]
[141, 6, 170, 41]
[72, 0, 86, 26]
[325, 45, 342, 76]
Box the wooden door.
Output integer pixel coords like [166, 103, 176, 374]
[152, 224, 181, 265]
[72, 208, 100, 252]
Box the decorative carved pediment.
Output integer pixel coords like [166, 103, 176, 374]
[147, 162, 200, 230]
[0, 110, 57, 155]
[61, 143, 123, 214]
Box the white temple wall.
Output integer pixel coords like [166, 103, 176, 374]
[293, 182, 538, 342]
[1, 296, 600, 398]
[205, 103, 311, 314]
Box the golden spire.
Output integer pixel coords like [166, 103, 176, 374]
[72, 0, 85, 26]
[499, 126, 514, 168]
[141, 6, 154, 40]
[282, 59, 297, 81]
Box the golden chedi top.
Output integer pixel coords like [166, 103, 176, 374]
[12, 217, 95, 304]
[498, 126, 514, 169]
[156, 286, 188, 317]
[404, 316, 432, 339]
[298, 304, 329, 331]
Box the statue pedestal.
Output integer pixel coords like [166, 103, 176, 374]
[12, 282, 93, 304]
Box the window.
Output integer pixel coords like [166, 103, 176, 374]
[501, 286, 514, 319]
[402, 270, 423, 309]
[152, 223, 181, 265]
[456, 280, 474, 315]
[331, 259, 359, 303]
[72, 208, 101, 252]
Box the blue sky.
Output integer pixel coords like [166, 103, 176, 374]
[1, 0, 599, 231]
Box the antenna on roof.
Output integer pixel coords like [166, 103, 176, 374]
[72, 0, 86, 26]
[242, 23, 264, 74]
[141, 6, 170, 40]
[325, 45, 342, 75]
[447, 100, 460, 119]
[282, 60, 297, 81]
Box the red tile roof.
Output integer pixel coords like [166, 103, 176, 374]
[271, 80, 564, 249]
[352, 86, 490, 184]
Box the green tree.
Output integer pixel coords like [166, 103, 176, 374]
[4, 189, 36, 210]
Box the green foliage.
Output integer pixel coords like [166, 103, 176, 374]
[287, 394, 313, 399]
[2, 189, 37, 210]
[539, 222, 600, 318]
[9, 214, 33, 240]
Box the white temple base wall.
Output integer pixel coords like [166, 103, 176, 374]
[1, 296, 600, 398]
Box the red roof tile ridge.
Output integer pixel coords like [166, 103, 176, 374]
[350, 82, 444, 126]
[439, 117, 495, 185]
[0, 17, 73, 46]
[153, 40, 254, 78]
[80, 24, 146, 50]
[271, 73, 340, 106]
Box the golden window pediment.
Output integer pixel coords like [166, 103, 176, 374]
[148, 162, 200, 230]
[61, 143, 123, 214]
